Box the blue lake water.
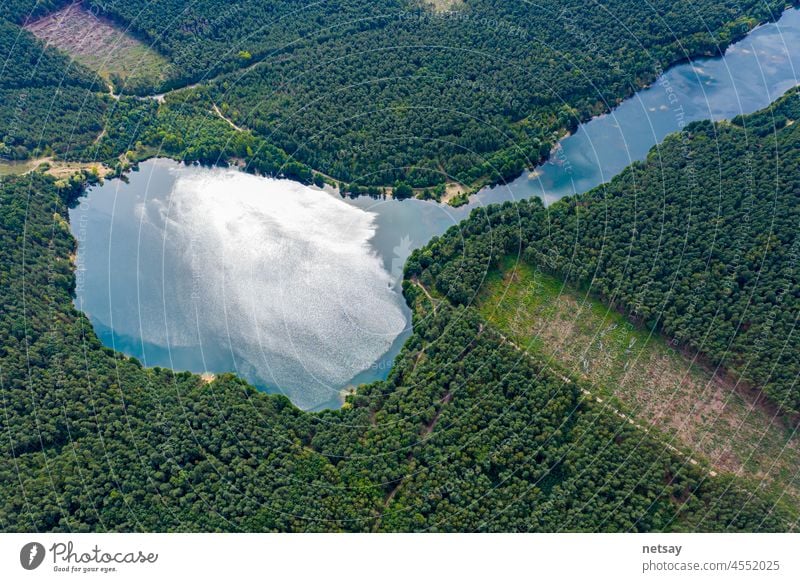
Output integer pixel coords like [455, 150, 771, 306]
[71, 7, 800, 410]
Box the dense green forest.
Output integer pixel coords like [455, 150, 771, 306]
[0, 3, 310, 180]
[204, 0, 793, 188]
[408, 88, 800, 416]
[2, 0, 797, 191]
[2, 1, 800, 532]
[0, 16, 314, 182]
[0, 168, 791, 531]
[0, 14, 104, 160]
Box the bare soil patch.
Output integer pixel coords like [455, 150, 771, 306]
[25, 3, 172, 92]
[478, 259, 800, 507]
[420, 0, 466, 12]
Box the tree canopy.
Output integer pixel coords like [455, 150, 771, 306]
[2, 93, 799, 530]
[1, 1, 798, 533]
[1, 0, 795, 189]
[410, 88, 800, 415]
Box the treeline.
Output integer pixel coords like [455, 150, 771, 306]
[0, 10, 314, 182]
[73, 0, 795, 188]
[84, 89, 315, 183]
[0, 0, 70, 24]
[0, 5, 312, 181]
[0, 15, 106, 160]
[2, 1, 796, 189]
[0, 164, 791, 531]
[408, 88, 800, 415]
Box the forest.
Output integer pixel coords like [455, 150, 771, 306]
[0, 3, 314, 183]
[408, 88, 800, 416]
[2, 1, 799, 533]
[1, 0, 797, 191]
[203, 0, 792, 189]
[0, 15, 104, 161]
[3, 91, 800, 530]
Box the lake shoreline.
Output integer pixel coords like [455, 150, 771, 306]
[66, 4, 800, 412]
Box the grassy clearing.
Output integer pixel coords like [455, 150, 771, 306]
[477, 257, 800, 509]
[0, 159, 39, 177]
[0, 157, 112, 179]
[419, 1, 465, 12]
[25, 3, 172, 93]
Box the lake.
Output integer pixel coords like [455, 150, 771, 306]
[70, 7, 800, 410]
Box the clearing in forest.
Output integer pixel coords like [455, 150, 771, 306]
[420, 0, 465, 12]
[25, 2, 172, 93]
[477, 257, 800, 513]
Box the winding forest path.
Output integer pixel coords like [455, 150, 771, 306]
[212, 104, 244, 132]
